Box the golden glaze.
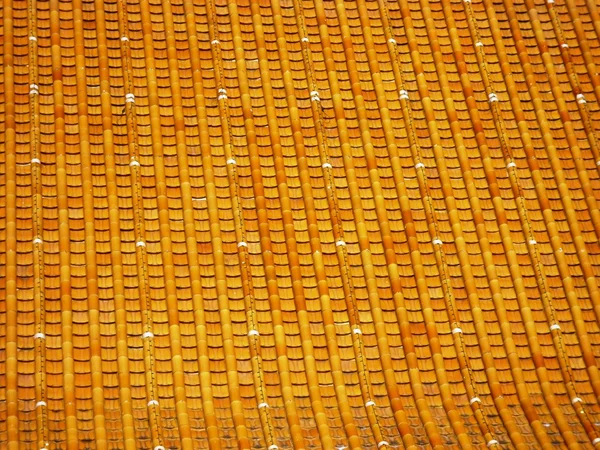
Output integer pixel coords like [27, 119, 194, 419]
[2, 0, 600, 447]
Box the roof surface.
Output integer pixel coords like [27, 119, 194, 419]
[2, 0, 600, 448]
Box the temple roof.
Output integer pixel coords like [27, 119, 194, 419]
[2, 0, 600, 447]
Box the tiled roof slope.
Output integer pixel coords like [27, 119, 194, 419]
[3, 0, 600, 447]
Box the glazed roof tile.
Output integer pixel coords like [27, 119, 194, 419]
[2, 0, 600, 448]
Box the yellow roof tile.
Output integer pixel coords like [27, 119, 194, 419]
[3, 0, 600, 447]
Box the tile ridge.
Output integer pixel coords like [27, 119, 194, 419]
[338, 0, 480, 445]
[27, 0, 50, 447]
[93, 0, 137, 446]
[49, 0, 80, 444]
[313, 0, 457, 446]
[116, 0, 166, 445]
[203, 0, 253, 446]
[436, 0, 556, 446]
[217, 1, 285, 447]
[72, 0, 109, 444]
[505, 0, 600, 406]
[273, 0, 398, 448]
[377, 0, 519, 444]
[135, 0, 195, 443]
[547, 0, 600, 189]
[178, 0, 223, 446]
[464, 0, 600, 445]
[557, 0, 600, 105]
[4, 0, 19, 445]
